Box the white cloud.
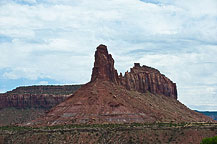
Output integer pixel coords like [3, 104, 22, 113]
[171, 0, 217, 17]
[0, 0, 217, 110]
[38, 81, 48, 85]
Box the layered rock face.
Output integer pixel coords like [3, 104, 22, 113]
[119, 63, 177, 99]
[0, 85, 81, 109]
[0, 94, 68, 109]
[6, 85, 82, 95]
[91, 44, 177, 99]
[91, 44, 119, 84]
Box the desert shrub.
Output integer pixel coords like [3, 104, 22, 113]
[201, 136, 217, 144]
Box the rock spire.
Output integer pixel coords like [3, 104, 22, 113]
[91, 44, 119, 84]
[91, 45, 177, 99]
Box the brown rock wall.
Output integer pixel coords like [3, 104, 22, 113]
[90, 45, 177, 99]
[0, 93, 69, 109]
[0, 85, 81, 109]
[91, 44, 119, 83]
[119, 63, 177, 99]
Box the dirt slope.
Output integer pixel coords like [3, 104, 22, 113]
[29, 80, 214, 126]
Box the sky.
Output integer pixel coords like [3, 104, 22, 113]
[0, 0, 217, 111]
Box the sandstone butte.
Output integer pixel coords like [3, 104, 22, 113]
[28, 44, 214, 126]
[0, 85, 81, 110]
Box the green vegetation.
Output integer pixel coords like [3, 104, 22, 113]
[201, 136, 217, 144]
[0, 122, 216, 132]
[0, 125, 35, 131]
[0, 123, 216, 144]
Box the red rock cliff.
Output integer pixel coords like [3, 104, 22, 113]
[91, 44, 119, 84]
[0, 85, 81, 109]
[0, 93, 69, 109]
[119, 63, 177, 99]
[91, 45, 177, 99]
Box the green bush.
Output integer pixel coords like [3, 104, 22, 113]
[201, 136, 217, 144]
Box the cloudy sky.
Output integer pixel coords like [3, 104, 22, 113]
[0, 0, 217, 111]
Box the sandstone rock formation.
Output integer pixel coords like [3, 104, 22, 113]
[91, 44, 177, 99]
[91, 44, 119, 83]
[0, 85, 81, 109]
[119, 63, 177, 99]
[0, 85, 81, 126]
[0, 93, 68, 109]
[27, 45, 214, 126]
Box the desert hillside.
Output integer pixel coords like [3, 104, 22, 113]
[28, 45, 214, 126]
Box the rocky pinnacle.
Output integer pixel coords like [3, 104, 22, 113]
[91, 45, 177, 99]
[91, 44, 119, 84]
